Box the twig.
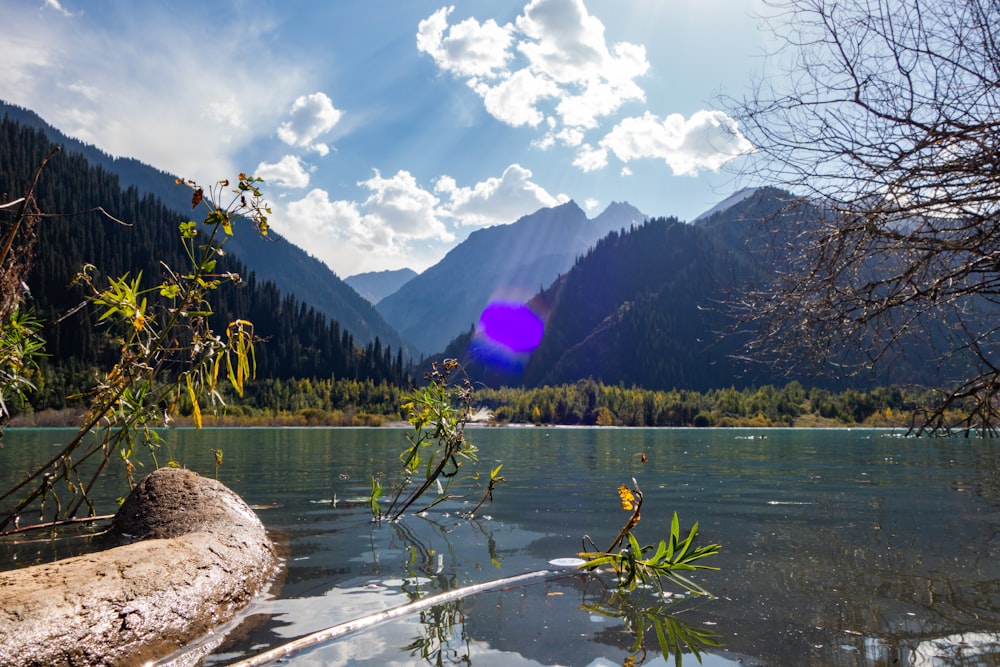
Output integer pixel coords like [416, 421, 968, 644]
[0, 513, 114, 538]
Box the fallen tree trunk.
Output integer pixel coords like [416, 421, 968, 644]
[0, 467, 278, 667]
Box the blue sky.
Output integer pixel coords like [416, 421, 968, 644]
[3, 0, 770, 276]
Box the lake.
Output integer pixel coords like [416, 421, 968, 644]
[3, 427, 1000, 666]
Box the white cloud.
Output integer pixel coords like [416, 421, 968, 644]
[255, 155, 311, 189]
[418, 0, 648, 133]
[476, 69, 558, 127]
[418, 1, 752, 181]
[274, 165, 566, 275]
[417, 7, 513, 79]
[277, 92, 343, 156]
[63, 81, 100, 102]
[360, 170, 452, 240]
[572, 143, 608, 172]
[277, 170, 453, 275]
[435, 163, 567, 227]
[204, 99, 246, 130]
[600, 110, 753, 176]
[515, 0, 610, 83]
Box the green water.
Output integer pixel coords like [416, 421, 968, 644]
[3, 427, 1000, 666]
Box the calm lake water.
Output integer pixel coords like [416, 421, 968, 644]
[3, 427, 1000, 666]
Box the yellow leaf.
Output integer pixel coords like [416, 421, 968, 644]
[186, 374, 202, 429]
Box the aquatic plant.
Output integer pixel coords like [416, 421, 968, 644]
[578, 453, 722, 664]
[371, 359, 502, 522]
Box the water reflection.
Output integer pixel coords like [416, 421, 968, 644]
[229, 502, 734, 666]
[578, 580, 723, 664]
[404, 602, 470, 666]
[6, 428, 1000, 665]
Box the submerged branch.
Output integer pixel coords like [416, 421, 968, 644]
[223, 569, 559, 667]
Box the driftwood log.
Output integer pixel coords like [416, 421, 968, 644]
[0, 467, 278, 667]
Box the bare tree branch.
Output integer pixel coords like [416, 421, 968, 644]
[728, 0, 1000, 434]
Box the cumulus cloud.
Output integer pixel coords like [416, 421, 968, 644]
[275, 164, 566, 275]
[277, 170, 453, 275]
[435, 164, 567, 227]
[255, 155, 311, 189]
[360, 170, 451, 240]
[277, 92, 343, 156]
[599, 110, 753, 176]
[476, 69, 558, 128]
[419, 1, 751, 178]
[418, 0, 648, 133]
[416, 7, 513, 79]
[572, 143, 608, 172]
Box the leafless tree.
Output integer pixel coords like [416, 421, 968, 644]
[730, 0, 1000, 434]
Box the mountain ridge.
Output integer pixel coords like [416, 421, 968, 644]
[345, 268, 418, 304]
[376, 198, 646, 355]
[0, 99, 415, 358]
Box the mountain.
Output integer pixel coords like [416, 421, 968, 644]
[447, 212, 767, 391]
[691, 186, 760, 222]
[445, 186, 945, 393]
[0, 115, 409, 410]
[376, 199, 646, 355]
[345, 268, 417, 304]
[0, 100, 415, 359]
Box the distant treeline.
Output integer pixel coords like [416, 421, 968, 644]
[474, 379, 924, 428]
[11, 375, 945, 430]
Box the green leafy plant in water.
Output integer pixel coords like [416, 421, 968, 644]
[578, 454, 722, 665]
[370, 474, 385, 519]
[372, 359, 501, 522]
[581, 508, 721, 597]
[466, 463, 504, 518]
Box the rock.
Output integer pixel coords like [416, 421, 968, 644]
[0, 468, 279, 667]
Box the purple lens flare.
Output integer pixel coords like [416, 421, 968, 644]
[477, 301, 545, 352]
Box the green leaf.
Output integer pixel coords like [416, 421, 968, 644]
[179, 221, 197, 238]
[666, 512, 680, 560]
[650, 539, 668, 565]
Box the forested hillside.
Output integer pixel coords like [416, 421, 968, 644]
[0, 101, 414, 358]
[448, 215, 767, 390]
[0, 117, 409, 412]
[449, 189, 949, 394]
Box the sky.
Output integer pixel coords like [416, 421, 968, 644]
[2, 0, 772, 277]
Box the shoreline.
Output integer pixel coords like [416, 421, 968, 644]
[5, 407, 911, 430]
